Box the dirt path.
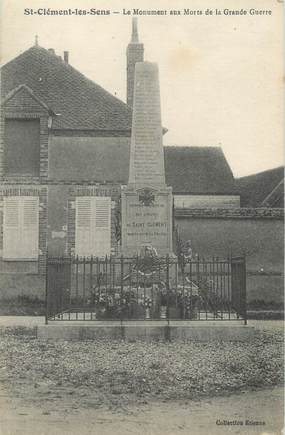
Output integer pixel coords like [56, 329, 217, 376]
[0, 386, 283, 435]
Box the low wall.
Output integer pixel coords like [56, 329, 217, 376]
[175, 208, 284, 306]
[0, 273, 45, 299]
[38, 322, 254, 342]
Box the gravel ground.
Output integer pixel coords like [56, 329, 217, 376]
[0, 386, 283, 435]
[0, 328, 283, 409]
[0, 324, 283, 434]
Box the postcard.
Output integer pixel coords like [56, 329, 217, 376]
[0, 1, 283, 434]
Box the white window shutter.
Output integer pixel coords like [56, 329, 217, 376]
[93, 197, 111, 257]
[21, 197, 39, 259]
[3, 198, 21, 259]
[75, 197, 92, 257]
[3, 196, 39, 260]
[75, 197, 111, 257]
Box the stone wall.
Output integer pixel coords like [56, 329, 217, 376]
[0, 273, 45, 300]
[48, 136, 131, 183]
[175, 208, 284, 305]
[174, 195, 240, 208]
[175, 207, 284, 219]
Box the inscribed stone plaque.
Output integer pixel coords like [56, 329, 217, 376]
[121, 186, 173, 256]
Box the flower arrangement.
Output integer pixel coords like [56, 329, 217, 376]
[84, 275, 203, 320]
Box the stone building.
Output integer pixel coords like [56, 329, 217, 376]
[0, 21, 283, 305]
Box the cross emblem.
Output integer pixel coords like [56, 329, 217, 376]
[138, 188, 155, 206]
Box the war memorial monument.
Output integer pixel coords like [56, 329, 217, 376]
[121, 61, 173, 256]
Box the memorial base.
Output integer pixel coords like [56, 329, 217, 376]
[121, 185, 173, 256]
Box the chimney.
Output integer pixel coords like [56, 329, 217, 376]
[64, 51, 69, 64]
[48, 48, 55, 55]
[126, 18, 144, 108]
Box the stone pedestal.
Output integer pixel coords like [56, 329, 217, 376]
[121, 185, 173, 256]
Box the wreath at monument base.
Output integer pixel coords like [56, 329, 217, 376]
[132, 244, 169, 278]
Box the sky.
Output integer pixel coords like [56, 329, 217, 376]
[0, 0, 283, 177]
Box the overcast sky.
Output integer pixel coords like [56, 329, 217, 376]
[1, 0, 283, 177]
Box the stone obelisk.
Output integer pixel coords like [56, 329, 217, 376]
[121, 61, 173, 255]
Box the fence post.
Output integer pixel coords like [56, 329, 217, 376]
[82, 256, 86, 321]
[243, 255, 247, 325]
[45, 249, 49, 325]
[120, 255, 124, 333]
[165, 254, 171, 341]
[182, 255, 185, 319]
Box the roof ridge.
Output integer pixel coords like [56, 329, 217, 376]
[1, 44, 132, 131]
[236, 165, 284, 180]
[0, 45, 42, 68]
[1, 45, 131, 112]
[165, 145, 222, 150]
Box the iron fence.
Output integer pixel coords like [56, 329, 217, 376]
[46, 255, 246, 324]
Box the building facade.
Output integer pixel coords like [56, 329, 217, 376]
[0, 22, 282, 305]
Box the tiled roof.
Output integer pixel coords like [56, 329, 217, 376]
[49, 137, 237, 194]
[165, 146, 237, 194]
[1, 45, 132, 131]
[1, 46, 237, 196]
[236, 166, 284, 207]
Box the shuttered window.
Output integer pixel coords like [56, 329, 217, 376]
[75, 197, 111, 257]
[3, 196, 39, 260]
[4, 119, 40, 176]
